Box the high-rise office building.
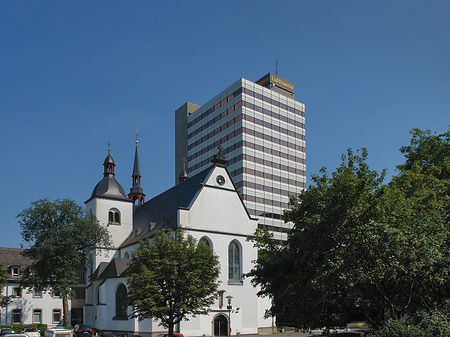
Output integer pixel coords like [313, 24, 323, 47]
[175, 73, 306, 240]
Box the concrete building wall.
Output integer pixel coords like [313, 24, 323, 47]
[1, 283, 66, 327]
[175, 102, 201, 184]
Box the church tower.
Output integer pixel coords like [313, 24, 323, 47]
[128, 139, 145, 205]
[85, 145, 134, 253]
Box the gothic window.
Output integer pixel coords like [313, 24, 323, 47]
[108, 208, 121, 225]
[228, 240, 241, 282]
[115, 283, 128, 320]
[199, 236, 213, 249]
[123, 251, 130, 259]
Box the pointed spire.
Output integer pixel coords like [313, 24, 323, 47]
[103, 141, 115, 176]
[128, 133, 145, 205]
[178, 158, 188, 183]
[132, 139, 141, 177]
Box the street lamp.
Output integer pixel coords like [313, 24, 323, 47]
[226, 295, 233, 337]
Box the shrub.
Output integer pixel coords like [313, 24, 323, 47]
[368, 320, 428, 337]
[0, 324, 48, 337]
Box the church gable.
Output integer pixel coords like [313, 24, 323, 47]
[179, 166, 257, 236]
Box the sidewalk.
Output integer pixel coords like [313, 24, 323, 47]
[271, 331, 312, 337]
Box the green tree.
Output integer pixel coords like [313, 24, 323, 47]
[0, 264, 10, 307]
[127, 229, 220, 337]
[248, 149, 387, 327]
[17, 198, 111, 327]
[247, 131, 450, 329]
[397, 128, 450, 180]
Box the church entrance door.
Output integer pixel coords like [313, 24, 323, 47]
[214, 315, 228, 336]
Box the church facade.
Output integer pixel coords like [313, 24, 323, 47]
[83, 142, 273, 337]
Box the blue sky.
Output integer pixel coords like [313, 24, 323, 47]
[1, 1, 449, 248]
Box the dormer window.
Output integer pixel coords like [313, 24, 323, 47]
[108, 208, 121, 225]
[10, 266, 20, 277]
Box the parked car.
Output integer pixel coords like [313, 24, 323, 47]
[1, 329, 15, 336]
[44, 328, 73, 337]
[98, 332, 116, 337]
[2, 335, 28, 337]
[22, 328, 41, 337]
[155, 334, 184, 337]
[73, 325, 94, 337]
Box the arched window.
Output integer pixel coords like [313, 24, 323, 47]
[108, 208, 121, 225]
[115, 283, 128, 320]
[228, 240, 241, 282]
[199, 236, 213, 249]
[123, 251, 129, 259]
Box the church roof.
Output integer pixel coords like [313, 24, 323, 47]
[86, 152, 131, 203]
[89, 262, 108, 281]
[132, 142, 141, 177]
[87, 176, 130, 202]
[120, 166, 212, 248]
[90, 258, 130, 281]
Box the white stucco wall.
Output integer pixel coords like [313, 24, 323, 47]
[86, 198, 133, 249]
[1, 283, 66, 327]
[84, 165, 273, 336]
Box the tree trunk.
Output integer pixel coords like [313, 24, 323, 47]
[63, 293, 70, 327]
[168, 322, 174, 337]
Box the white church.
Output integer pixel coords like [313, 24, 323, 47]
[83, 142, 273, 337]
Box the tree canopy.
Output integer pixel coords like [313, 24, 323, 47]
[0, 265, 9, 307]
[247, 128, 450, 329]
[17, 198, 111, 326]
[127, 229, 220, 337]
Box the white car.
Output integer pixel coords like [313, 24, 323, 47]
[44, 329, 73, 337]
[22, 328, 41, 337]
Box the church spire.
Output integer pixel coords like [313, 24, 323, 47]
[128, 134, 145, 205]
[103, 142, 115, 176]
[178, 158, 188, 183]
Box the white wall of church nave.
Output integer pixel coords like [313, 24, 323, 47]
[89, 278, 161, 333]
[183, 230, 263, 335]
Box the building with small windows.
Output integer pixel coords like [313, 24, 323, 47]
[0, 247, 85, 326]
[83, 143, 273, 337]
[175, 73, 306, 241]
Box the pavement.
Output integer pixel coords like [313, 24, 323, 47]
[271, 331, 313, 337]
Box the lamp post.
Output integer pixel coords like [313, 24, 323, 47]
[226, 295, 233, 337]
